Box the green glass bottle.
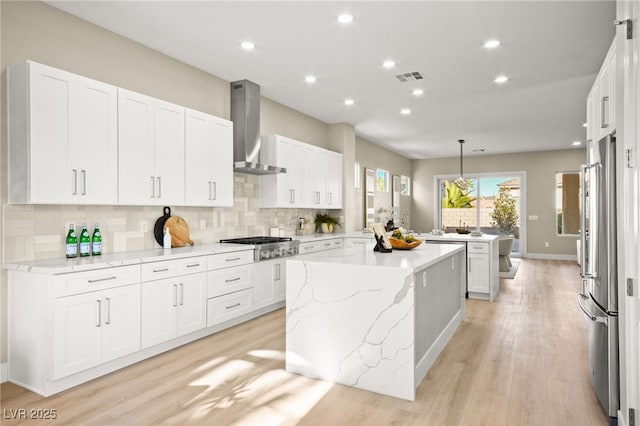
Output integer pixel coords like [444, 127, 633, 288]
[79, 223, 91, 257]
[65, 224, 78, 258]
[91, 223, 102, 256]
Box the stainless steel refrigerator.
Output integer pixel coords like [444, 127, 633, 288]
[578, 133, 619, 418]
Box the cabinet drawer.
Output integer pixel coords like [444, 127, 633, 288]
[54, 265, 140, 297]
[299, 242, 319, 254]
[175, 257, 206, 275]
[207, 265, 252, 298]
[467, 242, 489, 254]
[207, 250, 254, 270]
[207, 289, 253, 326]
[141, 260, 178, 282]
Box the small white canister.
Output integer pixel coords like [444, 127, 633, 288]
[270, 227, 279, 237]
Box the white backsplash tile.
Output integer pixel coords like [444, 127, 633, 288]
[2, 174, 340, 263]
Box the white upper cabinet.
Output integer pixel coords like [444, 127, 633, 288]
[260, 135, 342, 209]
[185, 109, 233, 207]
[8, 61, 118, 204]
[259, 134, 304, 208]
[587, 40, 616, 141]
[118, 89, 185, 206]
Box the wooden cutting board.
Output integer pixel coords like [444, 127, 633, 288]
[164, 215, 194, 247]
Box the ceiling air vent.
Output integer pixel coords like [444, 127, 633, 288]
[395, 71, 424, 83]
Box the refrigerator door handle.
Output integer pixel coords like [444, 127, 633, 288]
[580, 163, 599, 279]
[577, 293, 608, 325]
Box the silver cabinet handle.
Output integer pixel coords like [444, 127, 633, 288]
[81, 169, 87, 195]
[212, 181, 216, 200]
[225, 257, 241, 262]
[150, 176, 155, 198]
[186, 263, 201, 268]
[105, 297, 111, 325]
[468, 262, 471, 272]
[208, 181, 212, 200]
[600, 96, 609, 128]
[225, 302, 241, 310]
[225, 277, 241, 283]
[173, 284, 178, 307]
[179, 283, 184, 306]
[328, 192, 332, 205]
[157, 177, 162, 198]
[290, 189, 295, 204]
[96, 299, 102, 327]
[316, 191, 320, 204]
[72, 169, 78, 195]
[153, 268, 169, 273]
[88, 276, 117, 283]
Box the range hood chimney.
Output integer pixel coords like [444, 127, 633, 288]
[230, 80, 286, 175]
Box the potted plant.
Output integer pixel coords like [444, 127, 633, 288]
[314, 212, 341, 233]
[490, 186, 519, 237]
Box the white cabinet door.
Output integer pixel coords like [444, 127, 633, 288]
[254, 259, 286, 310]
[141, 278, 178, 349]
[303, 145, 327, 207]
[210, 117, 234, 206]
[176, 273, 206, 337]
[154, 99, 185, 205]
[75, 78, 118, 204]
[326, 152, 343, 209]
[8, 61, 118, 204]
[467, 253, 490, 293]
[185, 110, 233, 207]
[101, 284, 141, 362]
[118, 89, 185, 206]
[259, 135, 304, 208]
[53, 292, 103, 379]
[118, 89, 156, 205]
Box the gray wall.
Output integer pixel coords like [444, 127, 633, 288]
[355, 137, 412, 230]
[411, 148, 586, 256]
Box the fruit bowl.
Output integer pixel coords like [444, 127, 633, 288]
[389, 237, 422, 250]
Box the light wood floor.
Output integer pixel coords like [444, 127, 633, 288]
[1, 259, 609, 425]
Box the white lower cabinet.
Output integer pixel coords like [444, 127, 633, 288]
[53, 284, 141, 379]
[467, 252, 490, 293]
[207, 289, 253, 326]
[254, 258, 286, 310]
[141, 272, 206, 349]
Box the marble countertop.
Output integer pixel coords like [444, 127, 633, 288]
[4, 243, 253, 275]
[288, 242, 465, 273]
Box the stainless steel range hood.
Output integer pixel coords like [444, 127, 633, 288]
[230, 80, 286, 175]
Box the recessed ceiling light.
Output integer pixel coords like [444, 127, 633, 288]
[412, 89, 424, 96]
[305, 75, 317, 83]
[494, 75, 508, 84]
[400, 108, 411, 115]
[337, 14, 354, 24]
[383, 60, 396, 69]
[240, 41, 255, 50]
[483, 40, 501, 49]
[344, 98, 355, 106]
[572, 141, 582, 146]
[582, 123, 588, 127]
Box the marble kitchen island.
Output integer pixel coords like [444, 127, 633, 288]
[285, 242, 466, 401]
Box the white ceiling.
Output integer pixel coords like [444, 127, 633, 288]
[47, 1, 616, 159]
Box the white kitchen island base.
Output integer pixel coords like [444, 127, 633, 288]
[285, 243, 466, 401]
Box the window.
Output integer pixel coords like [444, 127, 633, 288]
[436, 172, 525, 256]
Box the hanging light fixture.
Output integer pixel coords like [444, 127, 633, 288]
[454, 139, 469, 190]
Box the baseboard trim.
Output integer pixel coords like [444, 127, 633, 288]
[1, 363, 7, 383]
[525, 253, 578, 261]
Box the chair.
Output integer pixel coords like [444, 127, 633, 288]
[498, 236, 515, 272]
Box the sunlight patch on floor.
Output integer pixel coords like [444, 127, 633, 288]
[246, 349, 285, 361]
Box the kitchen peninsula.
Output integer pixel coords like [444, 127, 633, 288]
[285, 242, 466, 401]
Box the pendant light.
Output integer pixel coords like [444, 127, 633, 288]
[454, 139, 469, 190]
